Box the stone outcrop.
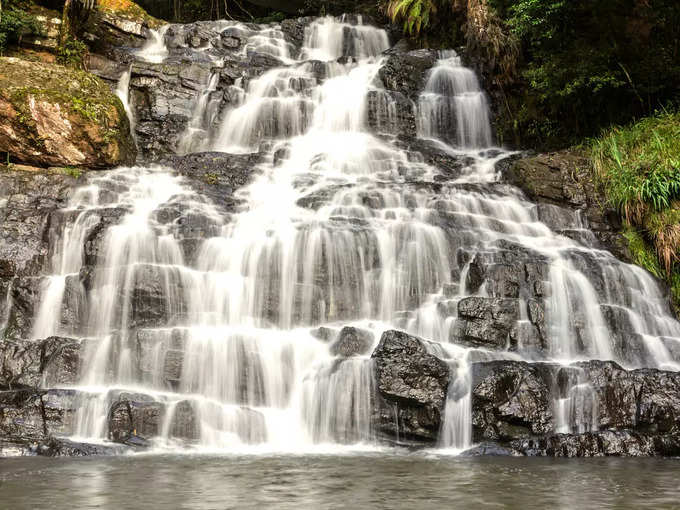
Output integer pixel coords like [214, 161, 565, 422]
[501, 150, 628, 260]
[469, 360, 680, 457]
[0, 58, 136, 168]
[371, 330, 449, 444]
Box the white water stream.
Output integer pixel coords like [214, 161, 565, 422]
[24, 16, 680, 454]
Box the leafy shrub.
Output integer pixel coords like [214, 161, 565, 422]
[386, 0, 439, 35]
[56, 37, 89, 69]
[0, 7, 42, 53]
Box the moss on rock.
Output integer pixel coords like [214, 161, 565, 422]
[0, 56, 136, 168]
[97, 0, 162, 29]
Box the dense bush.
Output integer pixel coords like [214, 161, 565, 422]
[494, 0, 680, 148]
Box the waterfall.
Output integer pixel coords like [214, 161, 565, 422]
[177, 71, 220, 154]
[418, 50, 493, 149]
[115, 68, 136, 136]
[438, 353, 472, 451]
[554, 367, 599, 434]
[28, 16, 680, 454]
[137, 25, 169, 63]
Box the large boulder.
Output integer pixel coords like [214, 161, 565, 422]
[0, 58, 136, 168]
[471, 361, 555, 442]
[371, 330, 449, 444]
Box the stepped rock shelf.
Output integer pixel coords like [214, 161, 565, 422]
[1, 15, 679, 458]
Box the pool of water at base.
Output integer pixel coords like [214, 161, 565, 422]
[1, 453, 679, 509]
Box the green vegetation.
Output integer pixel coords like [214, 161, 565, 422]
[56, 36, 88, 68]
[60, 165, 82, 178]
[592, 112, 680, 313]
[592, 112, 680, 224]
[0, 0, 42, 54]
[97, 0, 162, 27]
[386, 0, 437, 35]
[386, 0, 680, 149]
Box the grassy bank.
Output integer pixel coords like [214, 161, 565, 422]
[591, 111, 680, 313]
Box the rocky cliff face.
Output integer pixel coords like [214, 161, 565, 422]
[1, 10, 679, 459]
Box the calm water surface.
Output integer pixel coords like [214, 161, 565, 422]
[1, 453, 679, 509]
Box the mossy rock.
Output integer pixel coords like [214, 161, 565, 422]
[98, 0, 162, 27]
[0, 57, 136, 168]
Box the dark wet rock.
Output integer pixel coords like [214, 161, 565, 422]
[600, 304, 656, 367]
[128, 263, 186, 328]
[108, 397, 163, 443]
[0, 170, 76, 278]
[511, 430, 680, 458]
[3, 278, 42, 339]
[81, 207, 128, 267]
[0, 390, 46, 441]
[158, 151, 263, 211]
[108, 394, 199, 444]
[136, 328, 186, 389]
[41, 389, 79, 437]
[452, 297, 520, 350]
[330, 326, 374, 357]
[0, 337, 81, 390]
[465, 241, 549, 300]
[572, 361, 680, 434]
[470, 359, 680, 456]
[0, 339, 44, 389]
[371, 330, 449, 443]
[502, 150, 628, 260]
[41, 338, 81, 387]
[471, 361, 555, 442]
[280, 17, 315, 47]
[378, 49, 438, 101]
[166, 400, 199, 440]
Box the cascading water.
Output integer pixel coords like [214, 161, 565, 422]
[26, 15, 680, 454]
[115, 68, 135, 136]
[137, 25, 170, 63]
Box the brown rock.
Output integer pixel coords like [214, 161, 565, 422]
[0, 57, 136, 168]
